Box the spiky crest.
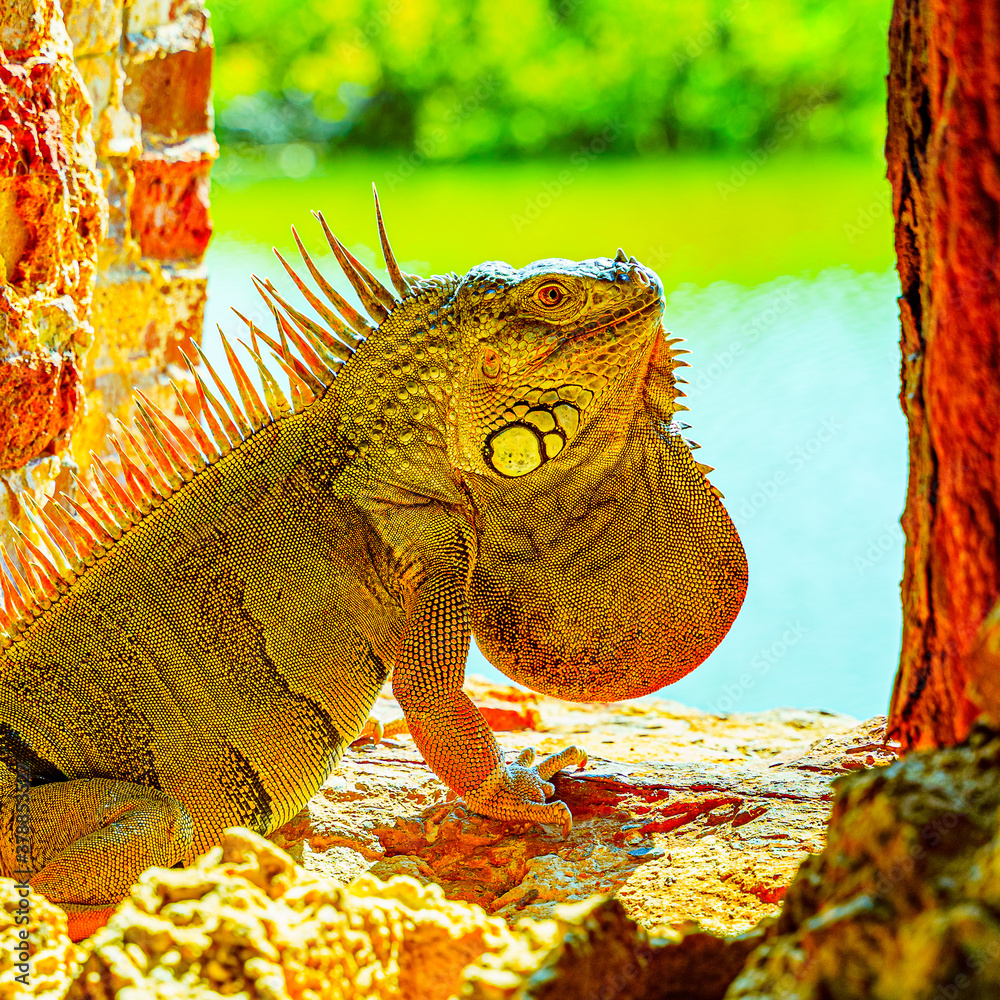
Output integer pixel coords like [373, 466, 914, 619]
[642, 332, 727, 502]
[0, 188, 412, 645]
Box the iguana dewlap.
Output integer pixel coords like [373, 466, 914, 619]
[0, 191, 747, 939]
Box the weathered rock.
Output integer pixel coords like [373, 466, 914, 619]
[0, 352, 81, 471]
[75, 0, 216, 477]
[123, 5, 213, 141]
[966, 604, 1000, 731]
[0, 682, 904, 997]
[271, 679, 891, 938]
[0, 0, 106, 546]
[74, 265, 206, 462]
[465, 897, 768, 1000]
[16, 719, 1000, 999]
[725, 723, 1000, 999]
[130, 138, 215, 263]
[0, 1, 104, 354]
[49, 827, 764, 1000]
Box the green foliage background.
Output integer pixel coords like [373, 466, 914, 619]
[209, 0, 891, 159]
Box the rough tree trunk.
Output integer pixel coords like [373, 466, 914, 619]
[887, 0, 1000, 747]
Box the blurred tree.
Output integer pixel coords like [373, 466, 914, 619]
[208, 0, 890, 158]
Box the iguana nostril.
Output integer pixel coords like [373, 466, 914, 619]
[632, 268, 649, 286]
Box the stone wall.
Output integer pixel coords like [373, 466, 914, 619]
[0, 0, 214, 550]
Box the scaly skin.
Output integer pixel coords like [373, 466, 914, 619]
[0, 221, 747, 939]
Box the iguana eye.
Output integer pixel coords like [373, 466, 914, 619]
[481, 346, 501, 378]
[535, 282, 566, 308]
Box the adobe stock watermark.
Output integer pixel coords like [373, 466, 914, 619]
[672, 0, 749, 69]
[690, 286, 799, 395]
[341, 0, 403, 57]
[930, 947, 1000, 1000]
[717, 87, 827, 201]
[511, 118, 624, 233]
[384, 74, 499, 190]
[866, 805, 1000, 996]
[844, 187, 892, 244]
[12, 758, 33, 987]
[854, 521, 904, 575]
[711, 621, 810, 713]
[211, 153, 245, 186]
[732, 416, 841, 528]
[873, 810, 961, 897]
[643, 246, 674, 271]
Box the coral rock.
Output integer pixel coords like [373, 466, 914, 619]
[59, 0, 123, 59]
[122, 7, 213, 140]
[54, 827, 764, 1000]
[0, 0, 105, 353]
[0, 0, 214, 555]
[465, 896, 767, 1000]
[0, 352, 81, 471]
[130, 141, 215, 262]
[66, 828, 515, 1000]
[0, 877, 86, 999]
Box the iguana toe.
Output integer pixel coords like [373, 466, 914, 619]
[535, 746, 588, 780]
[353, 716, 385, 745]
[463, 745, 586, 835]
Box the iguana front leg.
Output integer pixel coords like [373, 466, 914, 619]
[0, 777, 193, 940]
[392, 568, 586, 833]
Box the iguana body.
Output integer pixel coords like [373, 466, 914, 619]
[0, 195, 747, 939]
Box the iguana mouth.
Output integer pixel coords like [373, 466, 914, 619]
[522, 297, 661, 381]
[554, 294, 662, 345]
[582, 295, 663, 339]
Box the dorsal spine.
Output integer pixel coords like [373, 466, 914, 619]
[0, 190, 413, 645]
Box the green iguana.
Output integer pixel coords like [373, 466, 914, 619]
[0, 190, 747, 940]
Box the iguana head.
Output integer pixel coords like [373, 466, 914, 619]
[446, 253, 663, 480]
[444, 253, 747, 703]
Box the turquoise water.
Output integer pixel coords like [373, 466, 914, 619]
[203, 238, 904, 721]
[643, 270, 905, 719]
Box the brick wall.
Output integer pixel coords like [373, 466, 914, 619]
[0, 0, 214, 548]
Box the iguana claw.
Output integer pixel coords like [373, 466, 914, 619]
[353, 716, 384, 745]
[463, 745, 588, 836]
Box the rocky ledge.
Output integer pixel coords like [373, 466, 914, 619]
[271, 677, 893, 937]
[4, 679, 909, 999]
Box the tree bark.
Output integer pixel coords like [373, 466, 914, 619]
[887, 0, 1000, 747]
